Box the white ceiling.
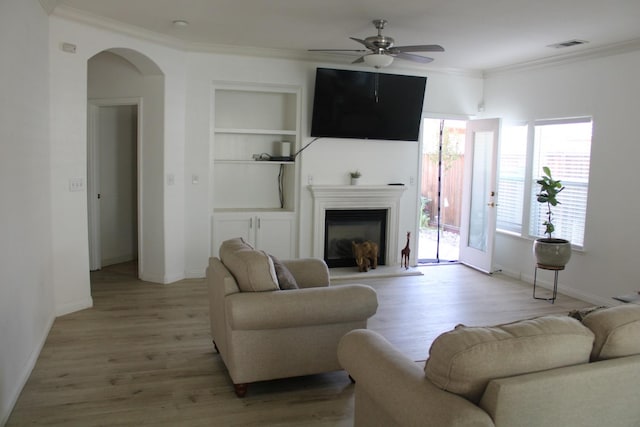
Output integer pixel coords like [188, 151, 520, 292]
[49, 0, 640, 72]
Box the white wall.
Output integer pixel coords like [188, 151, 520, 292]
[48, 15, 187, 316]
[0, 1, 54, 424]
[183, 53, 483, 271]
[484, 49, 640, 305]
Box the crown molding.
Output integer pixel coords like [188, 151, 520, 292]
[53, 3, 634, 78]
[39, 0, 60, 15]
[51, 5, 190, 50]
[50, 4, 481, 78]
[484, 38, 640, 77]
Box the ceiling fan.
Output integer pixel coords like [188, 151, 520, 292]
[309, 19, 444, 68]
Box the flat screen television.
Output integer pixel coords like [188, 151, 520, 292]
[310, 68, 427, 141]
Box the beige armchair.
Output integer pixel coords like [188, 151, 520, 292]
[206, 238, 378, 397]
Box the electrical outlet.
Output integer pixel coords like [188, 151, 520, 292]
[307, 175, 314, 185]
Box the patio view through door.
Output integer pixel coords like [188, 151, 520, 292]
[418, 118, 500, 272]
[418, 119, 465, 264]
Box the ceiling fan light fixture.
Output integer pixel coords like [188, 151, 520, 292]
[363, 52, 393, 68]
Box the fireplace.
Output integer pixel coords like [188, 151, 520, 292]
[324, 209, 387, 268]
[309, 185, 406, 268]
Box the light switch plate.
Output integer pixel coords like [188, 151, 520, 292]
[69, 177, 84, 192]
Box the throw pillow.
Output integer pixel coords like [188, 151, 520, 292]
[424, 315, 594, 403]
[270, 255, 299, 290]
[219, 238, 279, 292]
[582, 304, 640, 361]
[568, 305, 607, 321]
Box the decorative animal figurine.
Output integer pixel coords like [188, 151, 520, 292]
[401, 232, 411, 270]
[352, 241, 379, 272]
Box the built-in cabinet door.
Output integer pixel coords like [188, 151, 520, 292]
[212, 215, 253, 256]
[255, 216, 295, 260]
[212, 212, 295, 259]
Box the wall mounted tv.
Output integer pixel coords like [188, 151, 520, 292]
[310, 67, 427, 142]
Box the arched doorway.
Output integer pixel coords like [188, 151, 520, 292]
[86, 48, 164, 281]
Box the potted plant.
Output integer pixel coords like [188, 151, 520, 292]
[533, 166, 572, 268]
[350, 170, 361, 185]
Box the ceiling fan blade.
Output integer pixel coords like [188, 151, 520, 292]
[308, 49, 367, 52]
[350, 37, 376, 50]
[393, 52, 434, 64]
[351, 56, 365, 64]
[389, 44, 445, 54]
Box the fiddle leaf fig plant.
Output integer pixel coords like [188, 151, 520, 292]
[536, 166, 565, 239]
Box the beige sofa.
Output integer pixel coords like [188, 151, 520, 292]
[207, 238, 378, 397]
[338, 304, 640, 427]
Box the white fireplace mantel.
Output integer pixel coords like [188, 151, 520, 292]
[309, 185, 406, 265]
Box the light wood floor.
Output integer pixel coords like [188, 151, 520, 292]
[7, 263, 592, 426]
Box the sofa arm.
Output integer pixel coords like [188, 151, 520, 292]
[338, 329, 494, 427]
[281, 258, 330, 288]
[226, 284, 378, 330]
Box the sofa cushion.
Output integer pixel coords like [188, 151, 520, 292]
[424, 315, 594, 403]
[219, 238, 279, 292]
[270, 255, 299, 290]
[582, 304, 640, 361]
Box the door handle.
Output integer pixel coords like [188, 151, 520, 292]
[487, 202, 498, 207]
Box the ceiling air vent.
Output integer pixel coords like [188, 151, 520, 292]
[547, 39, 589, 49]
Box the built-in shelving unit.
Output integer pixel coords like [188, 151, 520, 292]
[211, 82, 301, 258]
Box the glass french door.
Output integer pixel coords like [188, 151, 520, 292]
[458, 119, 500, 273]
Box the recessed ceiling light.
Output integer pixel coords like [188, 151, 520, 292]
[172, 20, 189, 27]
[547, 39, 589, 49]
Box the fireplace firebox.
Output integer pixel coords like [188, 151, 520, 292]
[324, 209, 387, 268]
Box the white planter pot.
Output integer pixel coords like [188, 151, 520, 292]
[533, 238, 572, 268]
[350, 177, 360, 185]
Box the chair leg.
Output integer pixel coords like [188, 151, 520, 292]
[234, 383, 248, 397]
[212, 340, 219, 353]
[348, 374, 356, 384]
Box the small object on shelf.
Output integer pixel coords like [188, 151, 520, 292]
[269, 156, 294, 162]
[350, 170, 361, 185]
[278, 141, 291, 157]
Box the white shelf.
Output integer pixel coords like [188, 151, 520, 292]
[211, 81, 300, 219]
[214, 128, 297, 136]
[214, 160, 295, 165]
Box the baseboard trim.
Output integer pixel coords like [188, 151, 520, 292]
[1, 311, 55, 426]
[55, 297, 93, 317]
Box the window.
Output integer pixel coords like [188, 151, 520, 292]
[497, 123, 528, 233]
[497, 118, 592, 248]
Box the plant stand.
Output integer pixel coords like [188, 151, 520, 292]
[533, 264, 564, 304]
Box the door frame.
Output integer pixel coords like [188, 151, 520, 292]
[87, 97, 143, 276]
